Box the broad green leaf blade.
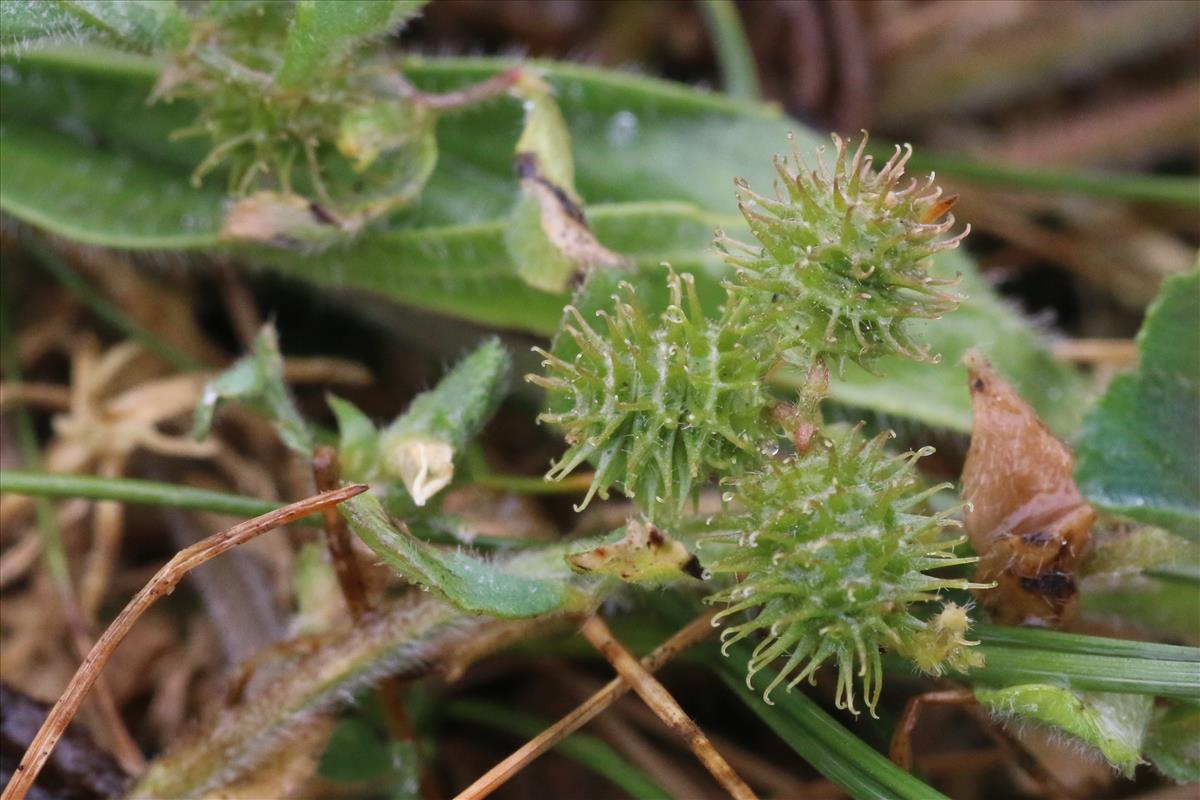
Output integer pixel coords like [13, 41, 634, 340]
[0, 48, 1088, 434]
[0, 121, 222, 249]
[975, 685, 1151, 776]
[341, 493, 585, 618]
[1145, 701, 1200, 783]
[278, 0, 424, 87]
[1076, 269, 1200, 539]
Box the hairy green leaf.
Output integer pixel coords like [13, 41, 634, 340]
[328, 339, 510, 506]
[1077, 268, 1200, 539]
[278, 0, 425, 87]
[0, 1, 86, 52]
[0, 0, 188, 54]
[975, 684, 1151, 776]
[341, 493, 587, 618]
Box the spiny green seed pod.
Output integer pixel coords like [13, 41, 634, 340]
[718, 133, 966, 369]
[528, 269, 770, 518]
[702, 426, 979, 714]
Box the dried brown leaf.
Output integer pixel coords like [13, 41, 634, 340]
[962, 349, 1094, 626]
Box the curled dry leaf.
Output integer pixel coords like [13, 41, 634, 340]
[962, 349, 1094, 626]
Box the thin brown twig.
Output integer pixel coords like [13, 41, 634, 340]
[1052, 338, 1137, 367]
[578, 615, 758, 800]
[890, 686, 1078, 800]
[0, 382, 72, 411]
[454, 609, 720, 800]
[312, 448, 371, 618]
[311, 447, 434, 798]
[0, 484, 368, 800]
[610, 692, 809, 798]
[217, 261, 262, 351]
[889, 687, 976, 771]
[384, 66, 524, 111]
[56, 571, 147, 777]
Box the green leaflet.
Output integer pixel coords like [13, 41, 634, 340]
[974, 684, 1152, 776]
[1076, 268, 1200, 539]
[278, 0, 426, 87]
[0, 48, 1086, 434]
[1145, 701, 1200, 783]
[341, 493, 587, 618]
[193, 324, 314, 456]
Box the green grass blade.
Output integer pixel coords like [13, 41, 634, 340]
[966, 626, 1200, 698]
[906, 151, 1200, 209]
[708, 648, 947, 800]
[0, 469, 537, 550]
[698, 0, 760, 101]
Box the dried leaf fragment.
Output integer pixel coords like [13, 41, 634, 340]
[566, 519, 701, 584]
[962, 349, 1094, 626]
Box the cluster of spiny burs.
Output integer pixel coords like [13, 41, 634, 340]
[530, 134, 982, 714]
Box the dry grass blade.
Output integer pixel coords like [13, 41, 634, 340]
[455, 609, 719, 800]
[0, 484, 368, 800]
[579, 615, 758, 800]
